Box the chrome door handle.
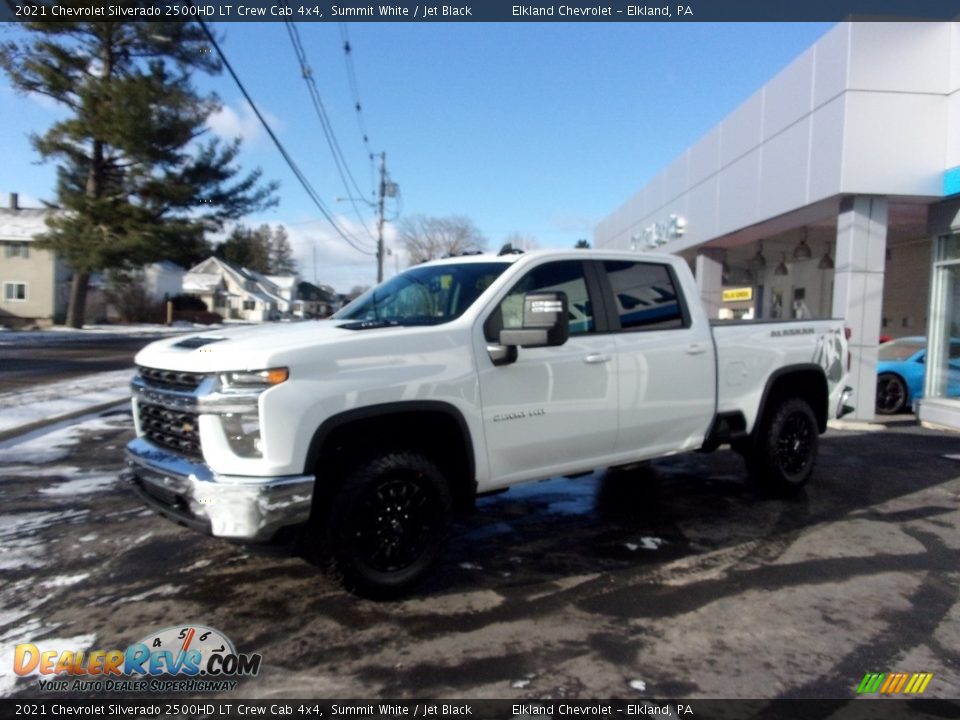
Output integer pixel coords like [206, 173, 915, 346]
[584, 353, 611, 364]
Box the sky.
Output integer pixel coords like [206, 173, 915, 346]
[0, 21, 835, 292]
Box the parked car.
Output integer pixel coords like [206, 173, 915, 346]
[876, 336, 960, 414]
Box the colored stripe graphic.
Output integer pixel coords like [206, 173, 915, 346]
[881, 673, 908, 693]
[857, 672, 932, 695]
[857, 673, 886, 694]
[905, 673, 933, 694]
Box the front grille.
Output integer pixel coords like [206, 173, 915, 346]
[139, 402, 202, 458]
[138, 366, 207, 392]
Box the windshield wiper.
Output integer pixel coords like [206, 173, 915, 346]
[338, 319, 401, 331]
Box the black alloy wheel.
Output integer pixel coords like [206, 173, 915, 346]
[876, 373, 907, 415]
[327, 452, 453, 598]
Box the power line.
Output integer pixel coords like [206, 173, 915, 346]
[198, 21, 375, 257]
[339, 22, 377, 191]
[284, 21, 378, 245]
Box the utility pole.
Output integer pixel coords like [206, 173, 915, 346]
[376, 152, 387, 283]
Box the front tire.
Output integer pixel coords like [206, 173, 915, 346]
[326, 452, 453, 598]
[745, 397, 819, 496]
[876, 373, 907, 415]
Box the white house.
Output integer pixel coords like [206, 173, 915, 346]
[183, 256, 298, 323]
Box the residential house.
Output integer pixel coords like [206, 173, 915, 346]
[0, 193, 70, 328]
[295, 281, 339, 318]
[182, 256, 297, 322]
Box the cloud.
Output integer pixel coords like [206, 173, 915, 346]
[281, 216, 397, 293]
[205, 100, 279, 145]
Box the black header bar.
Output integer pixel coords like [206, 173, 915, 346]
[2, 0, 959, 22]
[1, 699, 959, 719]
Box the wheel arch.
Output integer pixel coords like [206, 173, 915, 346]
[755, 364, 829, 434]
[304, 401, 477, 514]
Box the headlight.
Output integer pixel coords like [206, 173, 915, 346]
[214, 368, 287, 458]
[220, 367, 289, 389]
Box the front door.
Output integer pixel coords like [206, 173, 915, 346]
[476, 259, 619, 486]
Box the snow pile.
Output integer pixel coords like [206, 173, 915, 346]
[0, 370, 133, 434]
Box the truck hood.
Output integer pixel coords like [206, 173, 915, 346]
[134, 321, 360, 372]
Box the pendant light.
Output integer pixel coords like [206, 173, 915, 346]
[748, 240, 766, 271]
[794, 228, 812, 260]
[818, 242, 835, 270]
[774, 252, 789, 276]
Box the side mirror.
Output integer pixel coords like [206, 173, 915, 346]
[499, 292, 569, 348]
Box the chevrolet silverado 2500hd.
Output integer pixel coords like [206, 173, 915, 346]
[124, 249, 853, 596]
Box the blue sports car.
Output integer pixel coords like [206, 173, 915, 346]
[876, 337, 960, 414]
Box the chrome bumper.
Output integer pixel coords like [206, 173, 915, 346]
[123, 437, 315, 542]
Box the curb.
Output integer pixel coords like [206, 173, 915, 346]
[827, 419, 887, 432]
[0, 399, 130, 443]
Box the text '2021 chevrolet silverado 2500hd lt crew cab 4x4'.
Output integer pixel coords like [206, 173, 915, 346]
[124, 249, 853, 597]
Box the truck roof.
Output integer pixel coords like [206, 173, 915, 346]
[418, 247, 678, 268]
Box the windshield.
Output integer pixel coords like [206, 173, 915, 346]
[334, 262, 508, 326]
[878, 340, 925, 362]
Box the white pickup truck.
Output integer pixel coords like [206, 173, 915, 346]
[124, 248, 853, 596]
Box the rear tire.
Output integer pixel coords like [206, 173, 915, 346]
[745, 397, 819, 496]
[325, 451, 453, 599]
[876, 373, 907, 415]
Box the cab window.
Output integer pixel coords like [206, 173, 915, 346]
[604, 260, 686, 331]
[485, 260, 593, 341]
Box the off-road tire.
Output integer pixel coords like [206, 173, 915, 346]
[325, 451, 453, 599]
[745, 397, 819, 496]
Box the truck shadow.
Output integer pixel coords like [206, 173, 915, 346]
[427, 423, 960, 598]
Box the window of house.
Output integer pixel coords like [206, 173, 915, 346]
[4, 242, 29, 259]
[3, 282, 27, 301]
[603, 260, 686, 331]
[243, 300, 256, 311]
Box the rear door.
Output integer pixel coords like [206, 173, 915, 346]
[599, 259, 716, 456]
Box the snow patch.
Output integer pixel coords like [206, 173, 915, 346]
[117, 584, 180, 604]
[40, 472, 116, 497]
[40, 574, 90, 589]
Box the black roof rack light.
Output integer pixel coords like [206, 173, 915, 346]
[498, 243, 524, 256]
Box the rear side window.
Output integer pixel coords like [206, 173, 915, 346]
[604, 260, 686, 331]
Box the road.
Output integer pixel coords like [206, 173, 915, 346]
[0, 333, 170, 393]
[3, 409, 960, 702]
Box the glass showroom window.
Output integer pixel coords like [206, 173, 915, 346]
[3, 282, 27, 301]
[925, 235, 960, 402]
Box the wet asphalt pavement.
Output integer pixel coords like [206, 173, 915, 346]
[2, 409, 960, 701]
[0, 334, 166, 393]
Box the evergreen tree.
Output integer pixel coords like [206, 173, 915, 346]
[269, 225, 297, 275]
[215, 223, 296, 275]
[1, 15, 278, 326]
[214, 224, 272, 273]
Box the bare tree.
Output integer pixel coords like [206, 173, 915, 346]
[399, 215, 487, 264]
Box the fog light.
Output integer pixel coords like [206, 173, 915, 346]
[222, 413, 263, 457]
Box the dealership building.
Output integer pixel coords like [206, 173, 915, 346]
[595, 21, 960, 427]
